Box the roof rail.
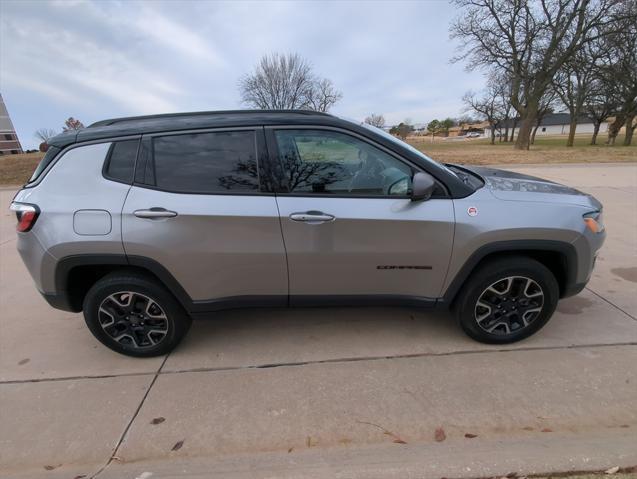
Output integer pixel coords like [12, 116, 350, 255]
[88, 109, 333, 128]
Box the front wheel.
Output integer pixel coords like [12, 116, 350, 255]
[455, 257, 559, 344]
[83, 272, 192, 357]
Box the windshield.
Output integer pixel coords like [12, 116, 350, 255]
[357, 121, 456, 175]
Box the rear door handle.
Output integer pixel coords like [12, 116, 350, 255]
[289, 211, 335, 224]
[134, 208, 178, 219]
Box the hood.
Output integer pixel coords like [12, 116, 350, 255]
[463, 166, 602, 209]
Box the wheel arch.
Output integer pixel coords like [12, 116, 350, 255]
[442, 240, 578, 306]
[55, 254, 193, 313]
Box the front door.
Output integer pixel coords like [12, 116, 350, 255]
[122, 128, 287, 310]
[269, 128, 455, 303]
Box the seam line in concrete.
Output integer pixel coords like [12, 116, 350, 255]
[3, 342, 636, 386]
[158, 342, 637, 375]
[90, 354, 169, 479]
[586, 287, 637, 322]
[0, 370, 156, 385]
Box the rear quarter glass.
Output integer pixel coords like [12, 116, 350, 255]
[27, 146, 61, 184]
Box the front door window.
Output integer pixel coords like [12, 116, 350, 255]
[274, 130, 412, 196]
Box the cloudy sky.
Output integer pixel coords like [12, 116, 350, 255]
[0, 0, 484, 149]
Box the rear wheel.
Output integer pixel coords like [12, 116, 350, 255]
[455, 257, 559, 344]
[83, 272, 191, 357]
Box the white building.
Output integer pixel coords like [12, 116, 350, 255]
[492, 113, 609, 138]
[0, 93, 23, 155]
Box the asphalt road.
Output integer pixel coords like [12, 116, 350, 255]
[1, 163, 636, 479]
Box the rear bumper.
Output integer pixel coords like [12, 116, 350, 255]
[41, 291, 80, 313]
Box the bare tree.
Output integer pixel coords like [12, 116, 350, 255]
[451, 0, 630, 150]
[552, 43, 602, 146]
[34, 128, 58, 143]
[531, 89, 559, 144]
[364, 113, 386, 128]
[63, 117, 85, 131]
[585, 57, 620, 144]
[457, 114, 480, 124]
[463, 81, 504, 145]
[606, 2, 637, 146]
[390, 121, 414, 140]
[305, 78, 342, 112]
[395, 121, 414, 140]
[239, 53, 342, 112]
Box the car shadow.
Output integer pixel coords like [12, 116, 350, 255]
[162, 306, 480, 371]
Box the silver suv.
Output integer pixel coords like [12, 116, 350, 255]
[11, 111, 605, 357]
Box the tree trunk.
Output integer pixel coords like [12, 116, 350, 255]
[623, 115, 635, 146]
[567, 118, 577, 147]
[503, 124, 510, 143]
[590, 122, 600, 145]
[509, 120, 517, 142]
[531, 124, 540, 144]
[607, 115, 625, 145]
[490, 125, 496, 145]
[514, 105, 538, 150]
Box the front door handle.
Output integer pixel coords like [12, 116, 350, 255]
[289, 211, 335, 224]
[134, 208, 178, 219]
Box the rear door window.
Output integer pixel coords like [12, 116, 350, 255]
[150, 131, 259, 193]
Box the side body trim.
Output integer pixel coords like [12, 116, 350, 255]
[53, 240, 579, 316]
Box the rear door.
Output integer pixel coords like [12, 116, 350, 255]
[122, 128, 287, 311]
[268, 127, 455, 303]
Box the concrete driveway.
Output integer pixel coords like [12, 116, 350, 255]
[1, 163, 636, 479]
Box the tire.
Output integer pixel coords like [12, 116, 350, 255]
[83, 271, 192, 357]
[455, 256, 559, 344]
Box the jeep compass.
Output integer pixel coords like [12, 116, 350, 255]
[11, 110, 605, 357]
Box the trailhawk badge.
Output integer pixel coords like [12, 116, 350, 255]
[467, 206, 478, 217]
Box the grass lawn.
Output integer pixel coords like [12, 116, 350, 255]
[0, 152, 43, 186]
[408, 133, 636, 165]
[0, 133, 635, 186]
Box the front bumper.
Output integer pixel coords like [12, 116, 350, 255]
[565, 228, 606, 298]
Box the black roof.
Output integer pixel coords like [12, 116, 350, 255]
[48, 110, 337, 148]
[539, 112, 592, 126]
[44, 108, 475, 198]
[499, 112, 594, 129]
[89, 109, 332, 127]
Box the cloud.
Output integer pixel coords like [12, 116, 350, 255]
[1, 13, 183, 114]
[0, 0, 485, 149]
[131, 7, 227, 67]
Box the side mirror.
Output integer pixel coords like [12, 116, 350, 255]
[411, 172, 436, 201]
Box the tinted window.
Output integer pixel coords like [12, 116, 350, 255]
[28, 146, 61, 183]
[152, 131, 259, 193]
[105, 140, 138, 183]
[275, 130, 412, 196]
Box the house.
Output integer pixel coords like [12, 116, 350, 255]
[493, 113, 609, 138]
[533, 113, 609, 135]
[459, 121, 489, 136]
[0, 93, 23, 155]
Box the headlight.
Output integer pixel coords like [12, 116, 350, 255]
[583, 210, 604, 234]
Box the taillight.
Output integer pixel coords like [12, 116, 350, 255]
[9, 202, 40, 232]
